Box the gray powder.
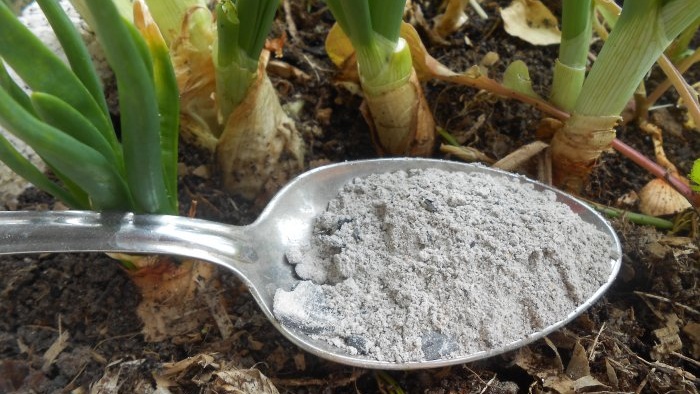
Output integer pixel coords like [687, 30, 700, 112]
[273, 168, 617, 362]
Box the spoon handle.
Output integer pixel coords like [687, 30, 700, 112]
[0, 210, 256, 268]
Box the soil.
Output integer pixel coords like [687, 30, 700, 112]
[1, 1, 699, 393]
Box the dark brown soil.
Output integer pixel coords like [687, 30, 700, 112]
[1, 1, 699, 393]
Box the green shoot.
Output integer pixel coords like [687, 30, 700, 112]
[325, 0, 411, 95]
[437, 128, 460, 146]
[215, 0, 279, 119]
[585, 200, 674, 230]
[324, 0, 435, 156]
[550, 0, 592, 111]
[375, 371, 406, 394]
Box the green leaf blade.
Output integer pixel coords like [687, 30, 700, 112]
[135, 4, 180, 213]
[0, 85, 132, 211]
[30, 92, 122, 168]
[36, 0, 111, 121]
[86, 1, 171, 214]
[0, 2, 113, 140]
[0, 60, 35, 116]
[326, 0, 373, 48]
[368, 0, 405, 43]
[236, 0, 278, 61]
[0, 132, 83, 208]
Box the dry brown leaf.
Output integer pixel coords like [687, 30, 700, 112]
[515, 346, 575, 393]
[658, 235, 698, 247]
[546, 330, 579, 350]
[544, 337, 565, 372]
[169, 6, 219, 152]
[155, 354, 280, 393]
[683, 322, 700, 359]
[408, 1, 451, 45]
[191, 164, 210, 179]
[265, 34, 286, 58]
[196, 276, 234, 340]
[573, 375, 609, 391]
[500, 0, 561, 46]
[440, 144, 495, 164]
[434, 0, 469, 38]
[42, 328, 70, 373]
[646, 240, 671, 259]
[247, 334, 265, 351]
[541, 374, 575, 394]
[565, 341, 590, 380]
[638, 178, 692, 216]
[91, 359, 152, 394]
[651, 321, 683, 360]
[267, 60, 312, 82]
[213, 369, 280, 394]
[514, 347, 537, 372]
[159, 353, 218, 379]
[293, 353, 306, 371]
[616, 190, 639, 207]
[493, 140, 549, 171]
[605, 358, 619, 389]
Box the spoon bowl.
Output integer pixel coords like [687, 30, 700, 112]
[0, 158, 621, 369]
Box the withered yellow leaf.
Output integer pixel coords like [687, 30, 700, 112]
[325, 23, 354, 68]
[500, 0, 561, 46]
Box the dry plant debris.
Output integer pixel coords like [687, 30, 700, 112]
[500, 0, 561, 46]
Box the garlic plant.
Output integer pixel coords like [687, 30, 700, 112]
[1, 0, 233, 341]
[213, 0, 304, 201]
[0, 0, 178, 213]
[0, 0, 112, 208]
[148, 0, 305, 202]
[325, 0, 436, 156]
[550, 0, 700, 192]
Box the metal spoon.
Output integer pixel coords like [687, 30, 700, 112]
[0, 158, 621, 369]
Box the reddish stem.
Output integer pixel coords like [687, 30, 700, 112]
[611, 138, 699, 207]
